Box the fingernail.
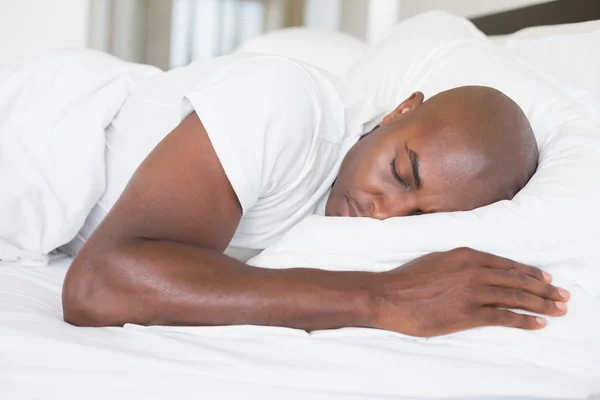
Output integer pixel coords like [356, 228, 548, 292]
[558, 288, 570, 299]
[542, 271, 552, 282]
[555, 302, 567, 311]
[536, 317, 546, 326]
[409, 92, 417, 99]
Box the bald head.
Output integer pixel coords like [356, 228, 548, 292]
[327, 85, 539, 219]
[416, 86, 538, 205]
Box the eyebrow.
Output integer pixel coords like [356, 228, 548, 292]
[404, 144, 422, 189]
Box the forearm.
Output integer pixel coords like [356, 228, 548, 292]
[63, 239, 377, 330]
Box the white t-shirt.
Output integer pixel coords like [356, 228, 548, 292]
[64, 54, 380, 261]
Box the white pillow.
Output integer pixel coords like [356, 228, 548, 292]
[248, 12, 600, 297]
[502, 28, 600, 99]
[234, 28, 366, 76]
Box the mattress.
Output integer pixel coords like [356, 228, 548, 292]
[1, 257, 599, 400]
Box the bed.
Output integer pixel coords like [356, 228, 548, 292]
[2, 2, 600, 399]
[2, 256, 599, 399]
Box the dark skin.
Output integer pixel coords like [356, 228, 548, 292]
[62, 86, 569, 337]
[327, 87, 538, 218]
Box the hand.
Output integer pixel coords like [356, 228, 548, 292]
[369, 247, 570, 337]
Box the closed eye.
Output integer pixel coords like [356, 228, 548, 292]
[390, 158, 409, 189]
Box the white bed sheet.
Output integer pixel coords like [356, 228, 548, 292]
[2, 257, 600, 400]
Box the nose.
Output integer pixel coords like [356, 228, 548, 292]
[370, 195, 415, 220]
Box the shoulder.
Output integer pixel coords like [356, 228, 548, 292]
[200, 55, 319, 97]
[182, 55, 326, 210]
[187, 55, 321, 133]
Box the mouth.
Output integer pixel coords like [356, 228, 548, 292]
[339, 195, 352, 217]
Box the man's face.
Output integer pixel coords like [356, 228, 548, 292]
[325, 92, 493, 219]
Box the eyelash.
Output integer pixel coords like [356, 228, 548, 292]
[390, 158, 409, 189]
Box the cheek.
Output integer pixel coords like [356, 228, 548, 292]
[336, 141, 370, 184]
[345, 149, 386, 191]
[337, 131, 398, 193]
[417, 177, 469, 213]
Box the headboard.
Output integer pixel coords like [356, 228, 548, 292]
[470, 0, 600, 35]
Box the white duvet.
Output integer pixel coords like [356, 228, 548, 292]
[1, 257, 599, 400]
[0, 49, 159, 266]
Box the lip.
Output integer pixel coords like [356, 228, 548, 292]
[340, 195, 352, 217]
[345, 193, 364, 217]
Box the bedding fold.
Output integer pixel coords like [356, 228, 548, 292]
[0, 48, 159, 266]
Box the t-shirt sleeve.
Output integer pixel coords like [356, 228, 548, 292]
[182, 56, 318, 214]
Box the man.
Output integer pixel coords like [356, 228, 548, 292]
[62, 54, 569, 337]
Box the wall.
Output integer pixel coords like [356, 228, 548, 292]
[366, 0, 402, 42]
[331, 0, 556, 43]
[304, 0, 342, 31]
[0, 0, 90, 67]
[107, 0, 147, 64]
[397, 0, 556, 20]
[88, 0, 147, 64]
[340, 0, 370, 40]
[145, 0, 173, 70]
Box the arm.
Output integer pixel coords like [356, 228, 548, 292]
[63, 114, 569, 335]
[62, 113, 374, 329]
[66, 239, 375, 328]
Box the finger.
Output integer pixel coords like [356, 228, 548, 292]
[478, 307, 547, 330]
[480, 287, 567, 316]
[482, 269, 570, 302]
[478, 252, 551, 283]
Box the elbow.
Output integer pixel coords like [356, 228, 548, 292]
[62, 252, 123, 327]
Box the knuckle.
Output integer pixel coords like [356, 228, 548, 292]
[491, 311, 538, 329]
[541, 299, 555, 313]
[541, 284, 556, 298]
[513, 313, 534, 329]
[514, 289, 527, 303]
[517, 273, 529, 286]
[488, 311, 503, 325]
[452, 247, 474, 258]
[508, 266, 520, 276]
[528, 266, 543, 279]
[509, 314, 525, 328]
[491, 311, 512, 326]
[522, 315, 538, 329]
[508, 313, 523, 328]
[550, 286, 561, 299]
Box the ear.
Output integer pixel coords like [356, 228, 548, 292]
[381, 91, 425, 126]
